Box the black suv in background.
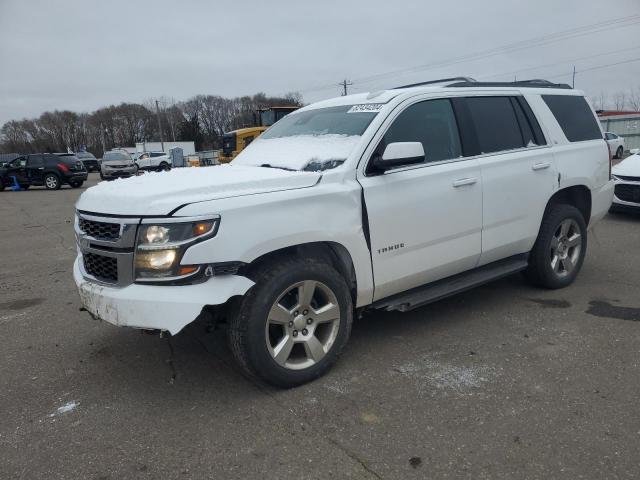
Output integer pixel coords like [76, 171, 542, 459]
[0, 153, 87, 191]
[74, 151, 100, 172]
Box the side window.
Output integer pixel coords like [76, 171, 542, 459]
[542, 95, 602, 142]
[28, 155, 44, 168]
[11, 157, 27, 168]
[465, 96, 524, 154]
[375, 99, 462, 167]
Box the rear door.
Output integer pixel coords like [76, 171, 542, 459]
[358, 97, 483, 301]
[461, 95, 556, 265]
[27, 154, 45, 183]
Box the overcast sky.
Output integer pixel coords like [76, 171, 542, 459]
[1, 0, 639, 125]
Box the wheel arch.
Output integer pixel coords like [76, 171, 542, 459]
[546, 185, 592, 225]
[244, 241, 358, 304]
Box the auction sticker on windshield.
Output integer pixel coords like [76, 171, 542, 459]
[347, 103, 385, 113]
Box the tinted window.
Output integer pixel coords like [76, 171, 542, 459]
[150, 152, 165, 157]
[542, 95, 601, 142]
[466, 96, 524, 154]
[28, 155, 44, 168]
[380, 99, 462, 164]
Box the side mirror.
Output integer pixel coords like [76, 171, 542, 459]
[374, 142, 425, 171]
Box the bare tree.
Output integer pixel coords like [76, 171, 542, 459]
[627, 86, 640, 111]
[612, 91, 627, 110]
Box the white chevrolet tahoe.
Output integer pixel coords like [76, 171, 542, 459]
[74, 78, 614, 387]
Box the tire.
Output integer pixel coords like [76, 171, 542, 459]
[0, 178, 4, 192]
[70, 181, 83, 188]
[158, 162, 171, 172]
[19, 184, 29, 190]
[134, 164, 139, 175]
[616, 146, 623, 159]
[525, 204, 587, 289]
[100, 172, 105, 181]
[44, 173, 61, 190]
[228, 257, 353, 388]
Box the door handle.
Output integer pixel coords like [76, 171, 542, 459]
[532, 162, 551, 171]
[453, 177, 477, 188]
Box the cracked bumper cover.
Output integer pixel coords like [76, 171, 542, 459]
[73, 257, 254, 335]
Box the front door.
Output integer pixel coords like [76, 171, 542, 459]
[6, 157, 28, 184]
[358, 98, 483, 301]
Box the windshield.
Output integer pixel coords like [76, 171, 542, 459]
[103, 151, 131, 161]
[77, 152, 96, 159]
[234, 105, 379, 171]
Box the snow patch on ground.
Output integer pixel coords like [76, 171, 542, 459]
[234, 134, 362, 171]
[393, 356, 495, 394]
[50, 401, 79, 417]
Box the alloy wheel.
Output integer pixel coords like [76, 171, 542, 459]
[45, 176, 58, 189]
[550, 218, 582, 278]
[265, 280, 341, 370]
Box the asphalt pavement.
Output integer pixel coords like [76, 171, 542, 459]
[1, 174, 639, 479]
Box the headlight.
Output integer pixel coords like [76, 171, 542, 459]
[134, 216, 219, 282]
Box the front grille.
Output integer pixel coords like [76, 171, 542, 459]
[83, 253, 118, 283]
[615, 184, 640, 203]
[107, 164, 128, 169]
[79, 218, 121, 241]
[616, 175, 640, 182]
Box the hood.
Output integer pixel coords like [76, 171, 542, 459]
[76, 165, 321, 216]
[612, 153, 640, 177]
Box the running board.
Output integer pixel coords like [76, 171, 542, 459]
[372, 254, 529, 312]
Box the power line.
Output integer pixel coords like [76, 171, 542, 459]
[476, 45, 640, 81]
[298, 14, 640, 95]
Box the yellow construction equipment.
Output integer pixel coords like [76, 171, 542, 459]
[219, 106, 299, 163]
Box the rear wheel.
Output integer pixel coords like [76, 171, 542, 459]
[158, 162, 170, 172]
[525, 204, 587, 289]
[44, 173, 61, 190]
[616, 146, 624, 159]
[70, 181, 83, 188]
[228, 257, 353, 387]
[0, 178, 4, 191]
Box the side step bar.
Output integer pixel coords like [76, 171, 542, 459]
[372, 254, 529, 312]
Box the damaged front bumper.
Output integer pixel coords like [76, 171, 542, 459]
[73, 257, 254, 335]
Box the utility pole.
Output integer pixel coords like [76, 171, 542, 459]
[572, 65, 576, 88]
[155, 99, 165, 151]
[339, 79, 353, 96]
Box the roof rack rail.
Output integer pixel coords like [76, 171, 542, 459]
[393, 77, 477, 89]
[447, 79, 572, 89]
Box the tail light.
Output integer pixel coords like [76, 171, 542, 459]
[57, 162, 70, 173]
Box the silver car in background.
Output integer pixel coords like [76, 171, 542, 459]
[100, 150, 137, 180]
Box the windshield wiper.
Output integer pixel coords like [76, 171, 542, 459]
[259, 163, 295, 171]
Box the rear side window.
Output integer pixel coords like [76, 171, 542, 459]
[465, 96, 524, 154]
[542, 95, 601, 142]
[379, 98, 462, 164]
[28, 155, 44, 168]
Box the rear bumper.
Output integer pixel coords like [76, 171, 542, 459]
[73, 256, 254, 335]
[590, 180, 614, 226]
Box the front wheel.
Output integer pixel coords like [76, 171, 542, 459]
[525, 204, 587, 289]
[158, 162, 171, 172]
[44, 173, 61, 190]
[228, 258, 353, 387]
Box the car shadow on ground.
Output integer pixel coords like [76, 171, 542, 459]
[69, 273, 533, 403]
